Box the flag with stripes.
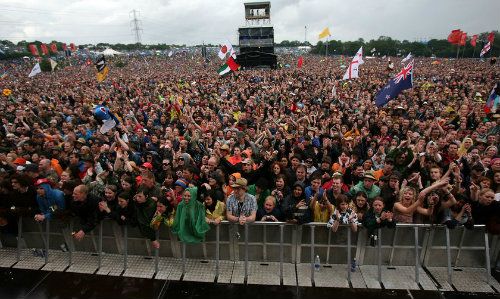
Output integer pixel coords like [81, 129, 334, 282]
[480, 42, 491, 57]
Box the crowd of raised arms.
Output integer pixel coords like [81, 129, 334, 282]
[0, 54, 499, 249]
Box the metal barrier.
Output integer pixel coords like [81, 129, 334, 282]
[0, 217, 497, 287]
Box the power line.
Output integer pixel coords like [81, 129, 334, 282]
[0, 5, 128, 17]
[130, 9, 143, 44]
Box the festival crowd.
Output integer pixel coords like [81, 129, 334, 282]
[0, 54, 499, 248]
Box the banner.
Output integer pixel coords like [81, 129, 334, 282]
[50, 43, 58, 53]
[28, 44, 39, 56]
[470, 35, 478, 47]
[447, 29, 462, 44]
[40, 44, 49, 55]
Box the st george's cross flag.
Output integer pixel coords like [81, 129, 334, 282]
[375, 60, 414, 107]
[342, 47, 364, 80]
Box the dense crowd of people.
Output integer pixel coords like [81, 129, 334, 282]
[0, 53, 499, 249]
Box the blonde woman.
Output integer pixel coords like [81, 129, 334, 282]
[393, 179, 450, 223]
[457, 137, 473, 158]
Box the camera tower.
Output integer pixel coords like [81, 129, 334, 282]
[237, 2, 277, 68]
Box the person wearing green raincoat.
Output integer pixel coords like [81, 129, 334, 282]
[171, 187, 210, 243]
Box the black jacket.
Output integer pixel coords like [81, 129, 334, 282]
[70, 195, 100, 233]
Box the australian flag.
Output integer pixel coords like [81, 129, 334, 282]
[375, 60, 414, 107]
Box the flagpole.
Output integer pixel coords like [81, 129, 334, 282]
[472, 45, 476, 58]
[490, 38, 494, 59]
[456, 45, 460, 59]
[325, 37, 329, 57]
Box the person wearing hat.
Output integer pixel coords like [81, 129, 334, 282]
[34, 178, 66, 222]
[348, 170, 381, 201]
[226, 177, 257, 225]
[219, 143, 230, 156]
[173, 178, 189, 203]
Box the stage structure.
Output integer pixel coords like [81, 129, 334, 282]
[237, 2, 277, 69]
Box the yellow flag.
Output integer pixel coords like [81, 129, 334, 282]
[318, 27, 331, 39]
[96, 66, 109, 82]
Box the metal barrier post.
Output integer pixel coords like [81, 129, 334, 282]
[182, 242, 186, 275]
[16, 217, 22, 262]
[68, 220, 73, 266]
[244, 223, 249, 282]
[485, 229, 491, 285]
[310, 225, 315, 285]
[98, 221, 103, 269]
[215, 224, 220, 278]
[414, 226, 419, 284]
[445, 227, 452, 285]
[347, 226, 351, 283]
[45, 219, 50, 264]
[279, 224, 284, 283]
[377, 228, 382, 284]
[154, 229, 160, 274]
[123, 225, 128, 271]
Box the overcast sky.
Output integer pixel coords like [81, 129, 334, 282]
[0, 0, 498, 45]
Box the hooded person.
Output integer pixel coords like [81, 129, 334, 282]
[133, 187, 159, 248]
[281, 181, 311, 224]
[171, 187, 210, 243]
[34, 178, 66, 222]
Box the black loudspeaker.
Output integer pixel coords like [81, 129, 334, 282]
[236, 51, 277, 69]
[238, 26, 275, 68]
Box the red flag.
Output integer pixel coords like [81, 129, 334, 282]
[70, 43, 77, 51]
[62, 43, 67, 51]
[50, 43, 58, 53]
[40, 43, 49, 55]
[447, 29, 462, 44]
[297, 56, 303, 68]
[28, 44, 39, 56]
[488, 32, 495, 43]
[459, 32, 467, 46]
[470, 35, 478, 47]
[226, 56, 240, 71]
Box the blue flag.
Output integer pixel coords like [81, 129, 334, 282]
[375, 60, 414, 107]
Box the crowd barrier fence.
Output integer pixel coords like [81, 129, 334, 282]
[0, 217, 498, 286]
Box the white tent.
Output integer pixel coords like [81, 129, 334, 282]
[100, 48, 123, 56]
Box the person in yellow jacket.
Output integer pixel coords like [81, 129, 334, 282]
[202, 190, 226, 225]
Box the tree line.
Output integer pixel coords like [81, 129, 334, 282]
[309, 31, 499, 58]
